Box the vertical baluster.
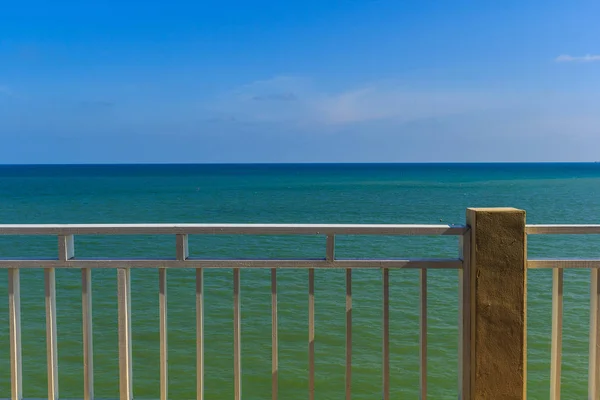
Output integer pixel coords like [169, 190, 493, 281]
[159, 268, 168, 400]
[420, 269, 427, 399]
[382, 268, 390, 400]
[326, 235, 335, 263]
[82, 268, 94, 400]
[45, 234, 72, 400]
[589, 269, 600, 399]
[176, 234, 189, 262]
[117, 268, 133, 400]
[458, 231, 472, 400]
[309, 268, 315, 400]
[196, 268, 204, 400]
[60, 234, 95, 400]
[271, 268, 278, 400]
[346, 268, 352, 400]
[45, 267, 59, 400]
[9, 268, 23, 400]
[176, 234, 205, 400]
[550, 268, 563, 400]
[233, 268, 242, 400]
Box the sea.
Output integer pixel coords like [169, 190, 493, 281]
[1, 163, 600, 399]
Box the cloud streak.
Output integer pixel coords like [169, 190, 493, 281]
[206, 76, 498, 127]
[555, 54, 600, 62]
[252, 93, 297, 102]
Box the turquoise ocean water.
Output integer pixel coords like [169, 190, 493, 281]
[1, 163, 600, 399]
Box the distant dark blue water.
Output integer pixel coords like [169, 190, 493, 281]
[1, 163, 600, 399]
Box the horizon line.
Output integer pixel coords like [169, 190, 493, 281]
[0, 161, 599, 167]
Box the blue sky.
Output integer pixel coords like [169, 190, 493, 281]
[1, 0, 599, 163]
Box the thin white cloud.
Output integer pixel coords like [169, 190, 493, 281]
[555, 54, 600, 62]
[207, 76, 497, 127]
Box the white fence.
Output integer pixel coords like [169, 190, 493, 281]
[5, 221, 599, 400]
[526, 224, 600, 400]
[0, 223, 467, 400]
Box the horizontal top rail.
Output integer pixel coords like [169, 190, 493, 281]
[0, 258, 462, 269]
[526, 225, 600, 235]
[0, 223, 467, 236]
[528, 259, 600, 269]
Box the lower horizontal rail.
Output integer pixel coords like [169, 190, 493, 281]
[528, 260, 600, 269]
[0, 258, 462, 269]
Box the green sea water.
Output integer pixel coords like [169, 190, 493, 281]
[1, 163, 600, 399]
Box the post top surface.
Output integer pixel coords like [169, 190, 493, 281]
[467, 207, 525, 213]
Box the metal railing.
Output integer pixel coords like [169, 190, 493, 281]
[0, 223, 469, 400]
[526, 224, 600, 400]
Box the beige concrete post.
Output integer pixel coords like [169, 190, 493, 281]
[465, 208, 527, 399]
